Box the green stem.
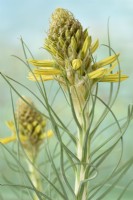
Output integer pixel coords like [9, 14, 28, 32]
[27, 151, 42, 200]
[71, 82, 90, 199]
[75, 128, 90, 200]
[74, 107, 90, 200]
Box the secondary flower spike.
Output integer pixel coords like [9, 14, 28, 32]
[0, 97, 53, 153]
[28, 8, 128, 84]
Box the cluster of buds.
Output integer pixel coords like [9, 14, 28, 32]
[46, 8, 92, 70]
[16, 98, 47, 150]
[1, 97, 53, 157]
[45, 8, 98, 86]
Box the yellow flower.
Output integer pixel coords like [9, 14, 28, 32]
[27, 8, 128, 124]
[28, 8, 128, 84]
[0, 97, 53, 151]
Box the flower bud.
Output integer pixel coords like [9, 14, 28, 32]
[45, 8, 85, 67]
[16, 97, 48, 150]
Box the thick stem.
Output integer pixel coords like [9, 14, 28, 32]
[75, 129, 90, 200]
[27, 150, 42, 200]
[70, 79, 90, 199]
[74, 100, 90, 200]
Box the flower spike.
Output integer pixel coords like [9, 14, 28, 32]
[28, 8, 127, 87]
[0, 97, 53, 154]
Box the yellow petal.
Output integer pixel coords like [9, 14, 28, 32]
[88, 63, 116, 79]
[33, 67, 61, 75]
[99, 73, 128, 82]
[28, 59, 57, 67]
[0, 135, 17, 144]
[89, 68, 107, 79]
[90, 39, 99, 53]
[28, 73, 54, 81]
[92, 54, 120, 69]
[89, 62, 121, 80]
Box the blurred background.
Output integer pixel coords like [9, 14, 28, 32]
[0, 0, 133, 199]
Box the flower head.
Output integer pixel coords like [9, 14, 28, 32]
[28, 8, 128, 85]
[28, 8, 128, 122]
[0, 97, 53, 154]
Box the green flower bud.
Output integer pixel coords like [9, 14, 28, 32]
[16, 97, 46, 148]
[45, 8, 86, 67]
[72, 59, 82, 70]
